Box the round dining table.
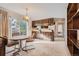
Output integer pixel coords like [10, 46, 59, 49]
[11, 36, 29, 55]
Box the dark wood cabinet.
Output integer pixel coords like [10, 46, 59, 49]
[32, 18, 55, 40]
[32, 18, 54, 28]
[67, 3, 79, 56]
[67, 3, 78, 20]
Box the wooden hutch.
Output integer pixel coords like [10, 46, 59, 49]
[67, 3, 79, 56]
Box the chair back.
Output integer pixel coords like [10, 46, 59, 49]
[26, 33, 35, 42]
[0, 36, 8, 45]
[31, 33, 35, 38]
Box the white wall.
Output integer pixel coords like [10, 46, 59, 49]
[27, 3, 67, 21]
[0, 3, 67, 20]
[65, 8, 67, 45]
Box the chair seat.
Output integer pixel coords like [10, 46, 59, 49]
[7, 41, 19, 47]
[26, 39, 34, 42]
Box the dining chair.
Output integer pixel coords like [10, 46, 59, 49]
[4, 36, 19, 56]
[24, 33, 35, 51]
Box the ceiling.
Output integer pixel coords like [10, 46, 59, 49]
[0, 3, 67, 20]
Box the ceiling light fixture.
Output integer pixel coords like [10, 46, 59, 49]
[23, 8, 29, 20]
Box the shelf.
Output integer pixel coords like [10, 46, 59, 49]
[67, 29, 78, 30]
[67, 4, 78, 19]
[67, 19, 72, 23]
[73, 9, 79, 19]
[68, 9, 79, 22]
[67, 3, 73, 13]
[68, 4, 75, 15]
[70, 39, 79, 49]
[67, 3, 79, 56]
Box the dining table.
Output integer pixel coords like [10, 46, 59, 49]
[10, 36, 29, 55]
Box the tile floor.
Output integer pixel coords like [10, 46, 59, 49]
[18, 39, 70, 56]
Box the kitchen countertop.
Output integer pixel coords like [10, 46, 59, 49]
[32, 28, 52, 32]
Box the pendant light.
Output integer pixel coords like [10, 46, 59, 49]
[23, 8, 29, 20]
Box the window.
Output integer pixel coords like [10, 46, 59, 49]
[9, 16, 27, 37]
[19, 20, 27, 35]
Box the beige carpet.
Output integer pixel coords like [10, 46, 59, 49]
[18, 40, 70, 56]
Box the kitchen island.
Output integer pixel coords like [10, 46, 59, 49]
[32, 28, 54, 41]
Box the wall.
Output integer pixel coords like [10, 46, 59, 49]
[65, 8, 67, 45]
[27, 3, 67, 21]
[54, 18, 65, 38]
[0, 3, 67, 21]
